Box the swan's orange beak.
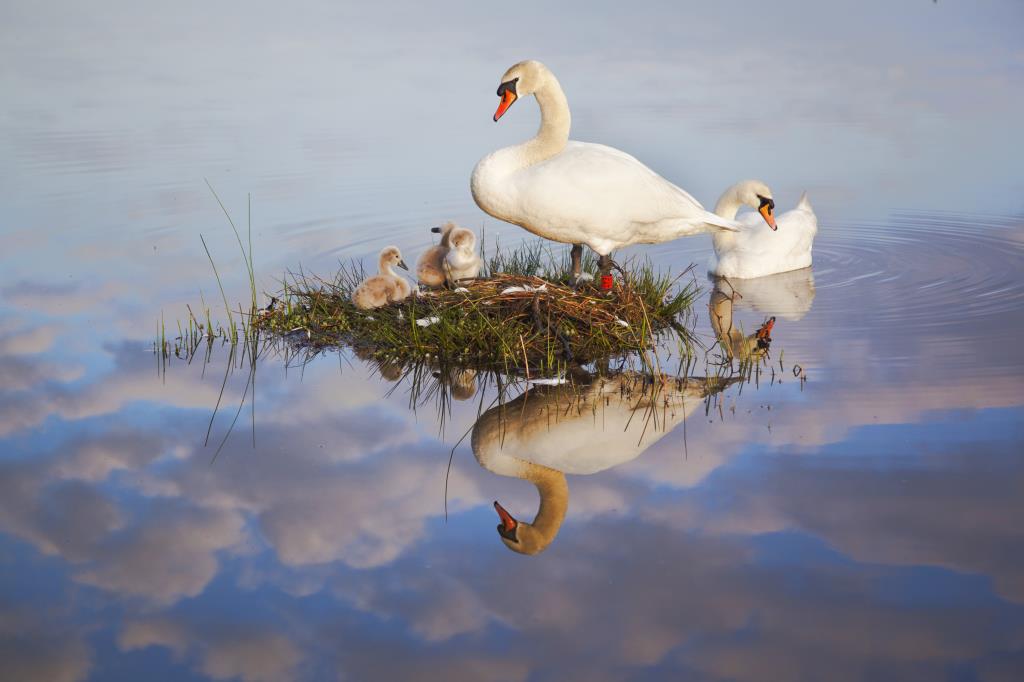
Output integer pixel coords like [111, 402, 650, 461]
[756, 316, 776, 341]
[494, 89, 517, 122]
[494, 500, 518, 533]
[759, 204, 777, 231]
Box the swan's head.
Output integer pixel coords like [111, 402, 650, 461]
[379, 245, 408, 271]
[492, 60, 550, 122]
[493, 500, 552, 555]
[448, 226, 476, 252]
[734, 180, 777, 231]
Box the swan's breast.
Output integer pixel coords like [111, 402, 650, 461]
[471, 148, 521, 221]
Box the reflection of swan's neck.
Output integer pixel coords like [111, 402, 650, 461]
[472, 419, 569, 555]
[520, 77, 571, 166]
[519, 462, 569, 549]
[709, 289, 758, 361]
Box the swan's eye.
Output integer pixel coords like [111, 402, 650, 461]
[757, 195, 775, 213]
[496, 78, 519, 97]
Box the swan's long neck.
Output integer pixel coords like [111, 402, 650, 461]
[712, 186, 745, 250]
[520, 76, 571, 165]
[714, 186, 745, 220]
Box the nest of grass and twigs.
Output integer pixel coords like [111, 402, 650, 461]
[255, 242, 700, 375]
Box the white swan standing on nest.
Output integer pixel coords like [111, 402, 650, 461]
[708, 180, 818, 279]
[471, 60, 741, 286]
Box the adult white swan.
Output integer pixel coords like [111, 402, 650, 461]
[471, 60, 741, 285]
[708, 180, 818, 279]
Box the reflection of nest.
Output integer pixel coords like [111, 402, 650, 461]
[353, 346, 404, 382]
[257, 269, 697, 374]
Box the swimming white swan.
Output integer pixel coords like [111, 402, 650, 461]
[472, 372, 738, 554]
[351, 246, 411, 310]
[708, 180, 818, 279]
[471, 60, 741, 284]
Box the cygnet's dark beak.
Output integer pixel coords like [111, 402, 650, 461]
[398, 259, 409, 271]
[431, 226, 442, 233]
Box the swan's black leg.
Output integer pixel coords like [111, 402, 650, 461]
[569, 244, 583, 288]
[598, 253, 614, 292]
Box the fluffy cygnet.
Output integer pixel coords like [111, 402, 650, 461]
[445, 226, 483, 283]
[352, 246, 411, 310]
[416, 221, 456, 288]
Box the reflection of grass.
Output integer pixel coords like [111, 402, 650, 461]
[155, 183, 260, 362]
[153, 184, 262, 462]
[256, 243, 699, 375]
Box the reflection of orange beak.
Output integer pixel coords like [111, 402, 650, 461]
[493, 90, 517, 122]
[494, 501, 517, 532]
[759, 204, 777, 231]
[756, 316, 776, 341]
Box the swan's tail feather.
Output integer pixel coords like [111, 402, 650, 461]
[796, 192, 813, 212]
[702, 213, 742, 233]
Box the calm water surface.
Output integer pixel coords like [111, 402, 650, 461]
[2, 2, 1024, 680]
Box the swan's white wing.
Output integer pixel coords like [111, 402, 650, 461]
[513, 142, 737, 241]
[715, 205, 817, 277]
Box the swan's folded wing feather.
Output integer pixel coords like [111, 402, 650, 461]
[726, 208, 817, 273]
[517, 141, 715, 228]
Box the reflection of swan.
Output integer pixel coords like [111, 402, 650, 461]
[715, 268, 816, 321]
[472, 372, 737, 554]
[351, 349, 477, 399]
[438, 368, 477, 401]
[709, 180, 817, 279]
[353, 346, 404, 382]
[708, 287, 775, 363]
[471, 60, 740, 282]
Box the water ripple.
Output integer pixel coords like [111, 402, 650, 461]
[813, 212, 1024, 329]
